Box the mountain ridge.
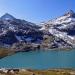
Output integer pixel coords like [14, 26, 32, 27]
[40, 10, 75, 48]
[0, 10, 75, 50]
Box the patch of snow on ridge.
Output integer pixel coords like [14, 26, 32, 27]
[40, 25, 46, 30]
[68, 35, 74, 40]
[56, 15, 69, 21]
[55, 17, 71, 24]
[15, 35, 23, 42]
[57, 24, 67, 29]
[9, 25, 15, 30]
[49, 28, 74, 45]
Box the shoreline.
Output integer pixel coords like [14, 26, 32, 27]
[0, 47, 75, 59]
[0, 68, 75, 75]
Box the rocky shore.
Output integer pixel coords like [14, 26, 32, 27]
[0, 68, 75, 75]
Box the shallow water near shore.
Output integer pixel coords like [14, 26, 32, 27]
[0, 49, 75, 69]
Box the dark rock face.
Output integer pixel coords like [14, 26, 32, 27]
[0, 30, 18, 44]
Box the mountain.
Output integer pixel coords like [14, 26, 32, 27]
[40, 10, 75, 48]
[0, 13, 16, 20]
[0, 13, 43, 48]
[0, 10, 75, 50]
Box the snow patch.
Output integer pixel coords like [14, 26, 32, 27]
[15, 35, 23, 42]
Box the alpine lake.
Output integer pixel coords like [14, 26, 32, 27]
[0, 49, 75, 70]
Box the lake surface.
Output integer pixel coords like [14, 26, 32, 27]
[0, 49, 75, 69]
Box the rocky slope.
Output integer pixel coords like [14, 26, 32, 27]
[0, 13, 43, 50]
[40, 10, 75, 48]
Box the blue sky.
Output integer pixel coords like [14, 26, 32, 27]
[0, 0, 74, 23]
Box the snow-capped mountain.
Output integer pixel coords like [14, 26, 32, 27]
[0, 13, 42, 47]
[40, 10, 75, 47]
[0, 10, 75, 49]
[53, 10, 75, 25]
[41, 10, 75, 29]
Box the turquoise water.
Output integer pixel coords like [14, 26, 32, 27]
[0, 50, 75, 69]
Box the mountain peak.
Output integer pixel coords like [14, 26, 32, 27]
[67, 10, 75, 15]
[64, 10, 75, 17]
[1, 13, 16, 20]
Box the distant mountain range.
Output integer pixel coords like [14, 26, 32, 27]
[0, 10, 75, 50]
